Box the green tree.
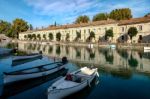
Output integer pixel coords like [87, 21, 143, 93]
[56, 32, 61, 41]
[128, 27, 138, 43]
[144, 13, 150, 17]
[75, 15, 90, 24]
[105, 29, 114, 41]
[49, 33, 53, 41]
[27, 34, 32, 40]
[32, 34, 36, 40]
[29, 24, 33, 30]
[12, 18, 29, 38]
[43, 34, 46, 40]
[24, 35, 27, 39]
[66, 33, 70, 41]
[0, 20, 13, 37]
[75, 31, 81, 41]
[109, 8, 132, 20]
[37, 34, 41, 40]
[93, 13, 108, 21]
[88, 31, 95, 42]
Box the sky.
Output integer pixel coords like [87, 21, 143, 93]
[0, 0, 150, 28]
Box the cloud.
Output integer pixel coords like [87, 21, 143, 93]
[24, 0, 150, 24]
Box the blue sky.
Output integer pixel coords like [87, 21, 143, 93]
[0, 0, 150, 28]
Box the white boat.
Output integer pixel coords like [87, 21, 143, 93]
[3, 61, 68, 84]
[47, 67, 99, 99]
[12, 52, 42, 62]
[144, 47, 150, 50]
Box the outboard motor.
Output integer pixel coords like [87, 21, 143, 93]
[62, 57, 68, 64]
[12, 48, 18, 53]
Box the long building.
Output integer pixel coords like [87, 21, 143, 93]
[19, 16, 150, 43]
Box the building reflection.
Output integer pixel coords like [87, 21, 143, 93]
[17, 42, 150, 75]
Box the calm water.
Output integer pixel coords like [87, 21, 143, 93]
[0, 42, 150, 99]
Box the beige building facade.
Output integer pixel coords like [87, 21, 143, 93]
[19, 16, 150, 43]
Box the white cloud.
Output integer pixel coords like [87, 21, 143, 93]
[24, 0, 150, 24]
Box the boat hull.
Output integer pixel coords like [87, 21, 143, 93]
[4, 64, 65, 84]
[48, 72, 97, 99]
[12, 54, 42, 62]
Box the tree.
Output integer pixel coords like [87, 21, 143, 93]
[32, 34, 36, 40]
[75, 31, 81, 41]
[105, 29, 114, 41]
[109, 8, 132, 20]
[88, 31, 95, 42]
[56, 32, 61, 41]
[12, 18, 29, 38]
[66, 33, 70, 41]
[144, 13, 150, 17]
[49, 33, 53, 41]
[0, 20, 13, 37]
[128, 27, 138, 43]
[43, 34, 46, 40]
[37, 34, 41, 40]
[24, 35, 27, 40]
[75, 15, 90, 24]
[27, 34, 32, 40]
[93, 13, 108, 21]
[29, 24, 33, 30]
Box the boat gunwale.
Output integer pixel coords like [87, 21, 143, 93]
[4, 62, 65, 75]
[48, 69, 97, 93]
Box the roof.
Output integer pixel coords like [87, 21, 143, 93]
[118, 16, 150, 25]
[20, 16, 150, 33]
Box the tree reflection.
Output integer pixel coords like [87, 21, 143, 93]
[32, 44, 36, 50]
[48, 46, 53, 54]
[110, 69, 132, 79]
[37, 45, 41, 51]
[42, 45, 46, 52]
[104, 49, 114, 64]
[117, 49, 128, 59]
[86, 48, 95, 60]
[65, 46, 69, 55]
[56, 46, 61, 55]
[128, 54, 138, 68]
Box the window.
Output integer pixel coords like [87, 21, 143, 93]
[139, 25, 142, 31]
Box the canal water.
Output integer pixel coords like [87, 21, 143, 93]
[0, 42, 150, 99]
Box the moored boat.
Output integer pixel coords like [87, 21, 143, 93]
[0, 48, 14, 56]
[3, 57, 68, 84]
[47, 67, 99, 99]
[12, 51, 42, 62]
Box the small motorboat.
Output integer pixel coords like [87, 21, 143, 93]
[47, 67, 99, 99]
[12, 51, 42, 62]
[3, 57, 68, 84]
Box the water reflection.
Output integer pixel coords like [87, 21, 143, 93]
[0, 68, 68, 98]
[14, 42, 150, 75]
